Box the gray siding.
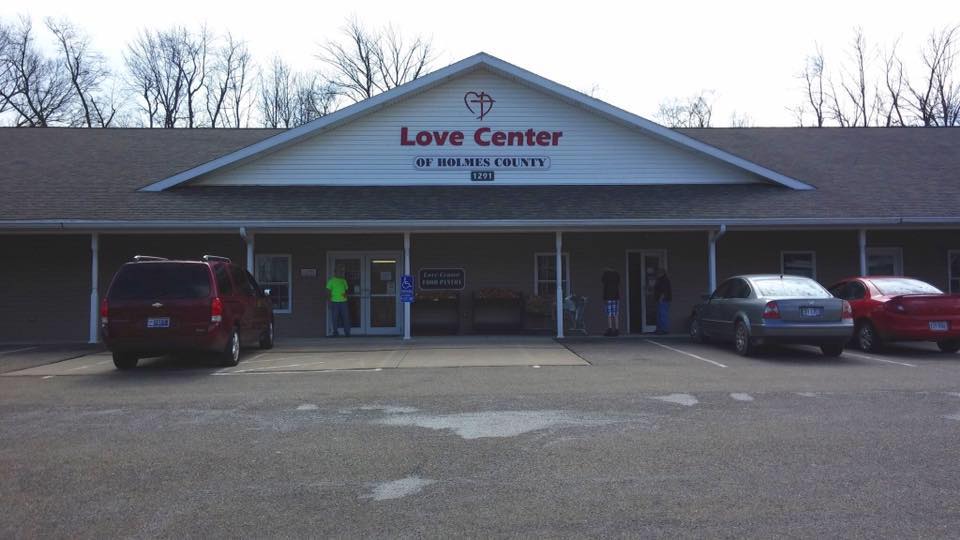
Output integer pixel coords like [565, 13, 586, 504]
[3, 229, 958, 343]
[0, 235, 90, 342]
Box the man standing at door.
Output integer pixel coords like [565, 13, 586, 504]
[601, 266, 621, 337]
[326, 266, 351, 337]
[654, 268, 672, 335]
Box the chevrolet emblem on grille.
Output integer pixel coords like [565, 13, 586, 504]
[152, 302, 163, 308]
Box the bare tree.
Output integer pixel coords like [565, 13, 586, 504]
[656, 90, 714, 128]
[924, 25, 960, 126]
[800, 45, 827, 127]
[319, 18, 432, 103]
[0, 17, 74, 126]
[838, 28, 872, 126]
[178, 26, 209, 128]
[293, 74, 337, 126]
[729, 111, 752, 127]
[124, 26, 210, 128]
[45, 18, 117, 127]
[258, 56, 294, 128]
[373, 24, 433, 90]
[205, 33, 252, 127]
[0, 21, 12, 115]
[881, 41, 907, 126]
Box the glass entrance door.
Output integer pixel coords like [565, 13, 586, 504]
[628, 250, 668, 333]
[328, 252, 402, 336]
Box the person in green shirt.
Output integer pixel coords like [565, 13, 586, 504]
[326, 267, 351, 337]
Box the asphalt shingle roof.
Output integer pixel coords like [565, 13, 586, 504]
[0, 127, 958, 226]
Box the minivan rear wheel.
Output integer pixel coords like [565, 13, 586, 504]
[112, 353, 138, 370]
[221, 329, 241, 367]
[937, 340, 960, 353]
[259, 321, 275, 350]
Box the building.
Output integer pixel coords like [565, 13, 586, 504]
[1, 52, 959, 344]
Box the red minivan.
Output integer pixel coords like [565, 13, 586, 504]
[101, 255, 275, 369]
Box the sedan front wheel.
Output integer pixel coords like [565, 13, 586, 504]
[689, 316, 709, 343]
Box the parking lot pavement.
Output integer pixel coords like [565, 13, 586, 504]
[3, 373, 960, 537]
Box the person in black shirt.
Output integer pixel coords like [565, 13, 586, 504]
[653, 269, 672, 334]
[601, 267, 621, 336]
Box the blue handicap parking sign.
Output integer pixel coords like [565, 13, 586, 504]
[400, 274, 414, 303]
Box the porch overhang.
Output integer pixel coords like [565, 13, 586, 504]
[3, 216, 960, 234]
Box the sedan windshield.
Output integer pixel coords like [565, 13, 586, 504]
[752, 278, 829, 298]
[870, 278, 942, 296]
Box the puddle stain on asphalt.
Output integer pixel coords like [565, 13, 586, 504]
[365, 476, 435, 501]
[651, 394, 699, 407]
[373, 410, 621, 439]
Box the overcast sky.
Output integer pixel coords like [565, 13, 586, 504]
[12, 0, 960, 126]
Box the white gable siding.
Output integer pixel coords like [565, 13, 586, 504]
[197, 68, 762, 187]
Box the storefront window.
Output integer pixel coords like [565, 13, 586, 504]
[950, 250, 960, 293]
[535, 253, 570, 298]
[867, 247, 903, 276]
[781, 251, 816, 279]
[255, 254, 291, 312]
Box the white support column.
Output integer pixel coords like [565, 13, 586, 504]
[555, 232, 564, 339]
[858, 229, 867, 276]
[88, 233, 99, 344]
[242, 227, 254, 273]
[403, 232, 411, 341]
[707, 225, 726, 293]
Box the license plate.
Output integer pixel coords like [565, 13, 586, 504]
[800, 307, 823, 317]
[146, 317, 170, 328]
[929, 321, 949, 332]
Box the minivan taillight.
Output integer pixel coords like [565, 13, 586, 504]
[100, 298, 109, 327]
[211, 297, 223, 324]
[842, 300, 853, 320]
[762, 301, 781, 319]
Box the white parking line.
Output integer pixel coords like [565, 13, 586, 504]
[844, 351, 917, 368]
[229, 362, 306, 373]
[645, 339, 728, 368]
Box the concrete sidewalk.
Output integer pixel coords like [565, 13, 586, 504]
[3, 336, 588, 376]
[0, 344, 103, 374]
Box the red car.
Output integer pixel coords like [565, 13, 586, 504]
[828, 276, 960, 353]
[101, 255, 275, 369]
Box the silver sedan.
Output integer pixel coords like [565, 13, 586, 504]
[689, 274, 854, 356]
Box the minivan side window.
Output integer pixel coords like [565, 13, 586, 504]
[214, 264, 234, 296]
[245, 270, 265, 297]
[231, 265, 256, 297]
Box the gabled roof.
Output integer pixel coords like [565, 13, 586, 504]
[2, 127, 959, 230]
[139, 52, 814, 192]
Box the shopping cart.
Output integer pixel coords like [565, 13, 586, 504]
[563, 295, 588, 335]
